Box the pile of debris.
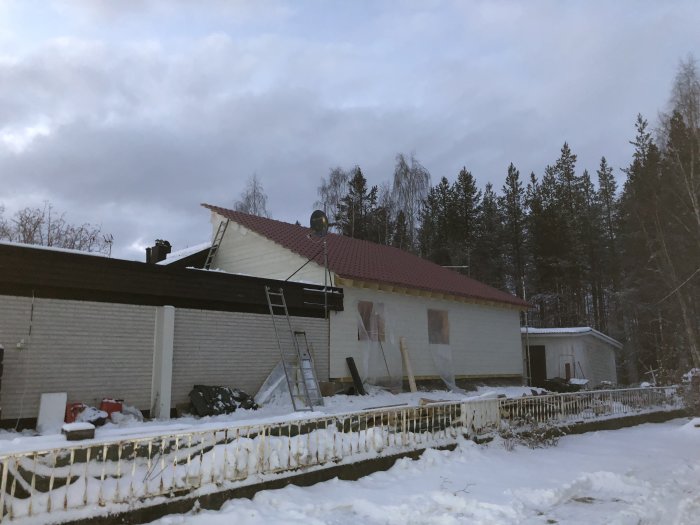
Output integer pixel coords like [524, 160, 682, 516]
[188, 385, 258, 417]
[65, 398, 144, 426]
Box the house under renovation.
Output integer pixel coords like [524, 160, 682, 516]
[195, 204, 529, 388]
[521, 327, 620, 388]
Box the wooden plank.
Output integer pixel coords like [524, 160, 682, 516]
[418, 398, 451, 406]
[345, 357, 366, 395]
[400, 338, 417, 393]
[362, 403, 408, 410]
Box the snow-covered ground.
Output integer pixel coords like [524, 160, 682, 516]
[0, 386, 537, 455]
[151, 418, 700, 525]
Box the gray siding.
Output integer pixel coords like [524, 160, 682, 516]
[171, 308, 329, 406]
[0, 295, 155, 419]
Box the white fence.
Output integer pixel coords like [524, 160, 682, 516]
[0, 387, 685, 524]
[498, 386, 683, 425]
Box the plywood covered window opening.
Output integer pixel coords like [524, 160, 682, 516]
[427, 309, 449, 344]
[357, 301, 385, 342]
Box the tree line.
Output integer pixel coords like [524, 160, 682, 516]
[314, 59, 699, 383]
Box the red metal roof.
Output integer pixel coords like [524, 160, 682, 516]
[203, 204, 527, 308]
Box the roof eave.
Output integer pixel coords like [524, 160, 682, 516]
[522, 327, 623, 349]
[335, 275, 527, 310]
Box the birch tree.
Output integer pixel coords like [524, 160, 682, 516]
[392, 153, 430, 251]
[235, 174, 270, 217]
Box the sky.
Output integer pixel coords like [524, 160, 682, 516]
[0, 0, 697, 260]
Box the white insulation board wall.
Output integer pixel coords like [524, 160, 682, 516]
[0, 295, 155, 419]
[211, 216, 326, 284]
[171, 308, 329, 406]
[329, 286, 523, 380]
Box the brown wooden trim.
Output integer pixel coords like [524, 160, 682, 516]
[0, 244, 343, 317]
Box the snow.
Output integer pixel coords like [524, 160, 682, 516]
[0, 240, 108, 257]
[149, 418, 700, 525]
[0, 386, 539, 455]
[158, 242, 211, 264]
[568, 378, 589, 385]
[522, 327, 593, 335]
[522, 326, 622, 349]
[61, 422, 94, 432]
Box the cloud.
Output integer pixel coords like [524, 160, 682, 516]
[0, 1, 698, 259]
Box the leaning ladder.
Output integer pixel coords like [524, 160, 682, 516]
[265, 286, 324, 410]
[204, 219, 230, 270]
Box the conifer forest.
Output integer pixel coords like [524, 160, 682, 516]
[316, 60, 700, 383]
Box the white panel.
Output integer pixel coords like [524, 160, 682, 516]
[36, 392, 67, 434]
[151, 306, 175, 419]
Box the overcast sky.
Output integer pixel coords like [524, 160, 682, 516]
[0, 0, 697, 260]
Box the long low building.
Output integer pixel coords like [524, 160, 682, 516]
[0, 241, 342, 428]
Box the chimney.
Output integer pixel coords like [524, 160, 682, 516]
[146, 239, 172, 264]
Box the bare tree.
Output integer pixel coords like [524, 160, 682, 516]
[0, 202, 111, 253]
[234, 174, 270, 217]
[392, 153, 430, 250]
[0, 205, 10, 240]
[315, 167, 349, 230]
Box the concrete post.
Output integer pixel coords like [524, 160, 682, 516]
[151, 306, 175, 420]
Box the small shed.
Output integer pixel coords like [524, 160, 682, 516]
[521, 327, 620, 388]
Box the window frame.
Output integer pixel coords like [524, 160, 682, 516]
[427, 308, 449, 345]
[357, 300, 385, 342]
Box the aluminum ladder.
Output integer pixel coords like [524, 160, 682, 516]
[204, 219, 230, 270]
[265, 286, 324, 410]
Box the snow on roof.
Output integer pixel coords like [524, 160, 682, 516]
[522, 327, 593, 335]
[521, 326, 623, 349]
[202, 204, 528, 308]
[157, 241, 211, 265]
[0, 240, 108, 258]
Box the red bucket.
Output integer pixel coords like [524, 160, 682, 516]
[99, 399, 123, 419]
[65, 402, 87, 423]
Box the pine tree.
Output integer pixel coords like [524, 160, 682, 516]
[472, 183, 506, 288]
[392, 210, 409, 249]
[336, 167, 379, 240]
[619, 116, 668, 379]
[500, 163, 527, 298]
[596, 157, 621, 336]
[418, 177, 453, 264]
[578, 169, 605, 330]
[527, 166, 570, 326]
[449, 168, 482, 269]
[552, 143, 587, 325]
